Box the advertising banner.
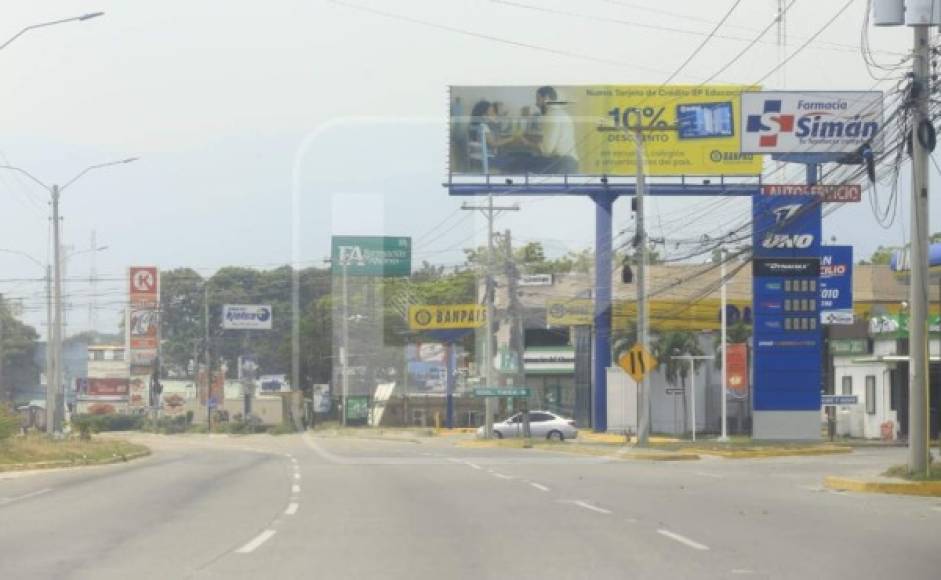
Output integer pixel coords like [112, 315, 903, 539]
[408, 304, 486, 330]
[725, 343, 749, 396]
[741, 91, 883, 154]
[222, 304, 273, 330]
[450, 85, 762, 176]
[819, 245, 853, 325]
[545, 298, 751, 331]
[85, 378, 130, 397]
[128, 373, 150, 409]
[129, 307, 159, 349]
[760, 184, 862, 203]
[331, 236, 411, 277]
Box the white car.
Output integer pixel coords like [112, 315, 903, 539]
[477, 411, 578, 441]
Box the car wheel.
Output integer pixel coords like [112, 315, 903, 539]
[547, 430, 564, 442]
[493, 430, 503, 439]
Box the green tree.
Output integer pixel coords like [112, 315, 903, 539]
[0, 296, 39, 404]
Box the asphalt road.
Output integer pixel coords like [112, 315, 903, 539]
[1, 433, 939, 579]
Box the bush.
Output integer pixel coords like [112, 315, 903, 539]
[268, 422, 297, 435]
[141, 415, 189, 434]
[0, 406, 18, 441]
[71, 413, 144, 436]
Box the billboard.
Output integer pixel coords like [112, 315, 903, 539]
[128, 373, 150, 409]
[331, 236, 411, 277]
[741, 91, 883, 154]
[449, 85, 762, 176]
[128, 266, 160, 368]
[408, 304, 486, 330]
[222, 304, 273, 330]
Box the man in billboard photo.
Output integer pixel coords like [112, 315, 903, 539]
[531, 85, 579, 174]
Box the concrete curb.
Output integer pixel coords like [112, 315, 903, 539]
[0, 448, 151, 473]
[823, 476, 941, 497]
[691, 446, 853, 459]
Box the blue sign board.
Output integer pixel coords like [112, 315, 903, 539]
[752, 194, 822, 412]
[819, 245, 853, 311]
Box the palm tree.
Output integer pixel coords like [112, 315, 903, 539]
[653, 331, 704, 435]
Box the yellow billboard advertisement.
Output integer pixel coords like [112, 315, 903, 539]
[450, 85, 761, 176]
[409, 304, 487, 330]
[546, 298, 753, 332]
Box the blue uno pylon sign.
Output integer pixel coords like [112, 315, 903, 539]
[751, 189, 823, 438]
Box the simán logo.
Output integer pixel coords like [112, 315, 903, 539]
[747, 98, 880, 149]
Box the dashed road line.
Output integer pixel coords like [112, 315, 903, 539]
[657, 529, 709, 551]
[467, 463, 482, 470]
[492, 472, 514, 480]
[573, 500, 612, 515]
[292, 484, 301, 494]
[236, 530, 277, 554]
[285, 502, 300, 516]
[529, 482, 550, 492]
[293, 473, 301, 480]
[692, 471, 724, 479]
[0, 488, 52, 505]
[931, 506, 941, 513]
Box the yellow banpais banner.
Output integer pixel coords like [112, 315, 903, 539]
[409, 304, 487, 330]
[450, 85, 761, 176]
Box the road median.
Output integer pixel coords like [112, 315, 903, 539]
[0, 436, 150, 473]
[823, 476, 941, 497]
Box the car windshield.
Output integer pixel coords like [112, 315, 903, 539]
[0, 4, 938, 579]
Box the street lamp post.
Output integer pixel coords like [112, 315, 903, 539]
[0, 12, 104, 53]
[0, 159, 136, 433]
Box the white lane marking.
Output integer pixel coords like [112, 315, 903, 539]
[492, 472, 514, 480]
[285, 502, 300, 516]
[467, 463, 482, 470]
[574, 500, 612, 515]
[931, 506, 941, 513]
[236, 529, 277, 554]
[446, 458, 463, 464]
[0, 488, 52, 505]
[693, 471, 724, 479]
[293, 473, 301, 480]
[530, 482, 550, 492]
[292, 484, 301, 493]
[657, 529, 709, 551]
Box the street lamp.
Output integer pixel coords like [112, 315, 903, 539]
[0, 159, 136, 434]
[0, 12, 105, 53]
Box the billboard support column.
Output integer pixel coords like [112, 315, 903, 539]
[446, 342, 455, 429]
[592, 193, 614, 433]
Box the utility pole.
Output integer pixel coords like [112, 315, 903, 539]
[461, 196, 519, 438]
[51, 184, 64, 434]
[633, 128, 651, 446]
[204, 283, 212, 431]
[908, 23, 931, 475]
[341, 261, 349, 427]
[45, 265, 53, 431]
[718, 247, 729, 442]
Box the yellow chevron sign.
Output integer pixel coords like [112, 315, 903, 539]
[618, 344, 658, 383]
[408, 304, 487, 330]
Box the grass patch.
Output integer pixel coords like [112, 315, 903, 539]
[0, 435, 149, 470]
[883, 464, 941, 482]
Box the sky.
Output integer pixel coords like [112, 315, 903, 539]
[0, 0, 926, 338]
